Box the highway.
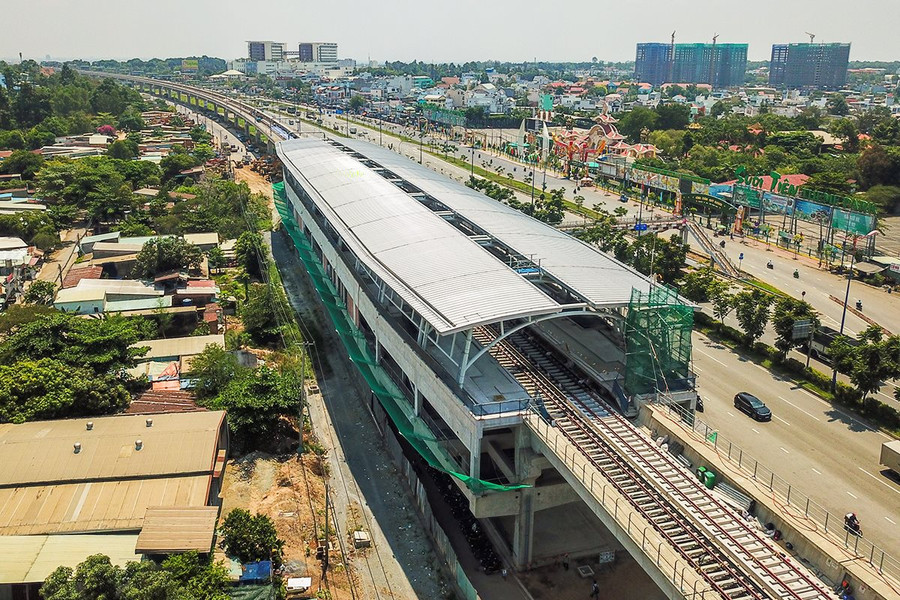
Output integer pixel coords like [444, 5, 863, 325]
[693, 331, 900, 554]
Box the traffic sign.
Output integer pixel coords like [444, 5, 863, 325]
[634, 223, 649, 231]
[792, 319, 813, 341]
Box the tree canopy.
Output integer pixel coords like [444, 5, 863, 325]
[132, 236, 203, 278]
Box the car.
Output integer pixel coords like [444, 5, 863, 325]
[733, 392, 771, 421]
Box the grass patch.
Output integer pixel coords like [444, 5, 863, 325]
[738, 276, 788, 297]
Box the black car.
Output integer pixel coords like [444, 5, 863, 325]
[734, 392, 771, 421]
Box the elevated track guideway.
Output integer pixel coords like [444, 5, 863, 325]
[473, 326, 833, 600]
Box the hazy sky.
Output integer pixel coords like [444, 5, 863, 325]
[3, 0, 898, 64]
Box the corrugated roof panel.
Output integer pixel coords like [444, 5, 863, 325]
[277, 139, 563, 334]
[339, 140, 656, 307]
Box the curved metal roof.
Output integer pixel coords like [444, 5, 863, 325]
[278, 138, 657, 335]
[278, 139, 564, 334]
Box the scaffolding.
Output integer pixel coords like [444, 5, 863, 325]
[624, 286, 694, 399]
[273, 182, 527, 493]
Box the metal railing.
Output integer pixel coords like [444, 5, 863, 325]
[653, 399, 900, 585]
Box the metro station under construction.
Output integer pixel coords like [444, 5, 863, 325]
[274, 136, 834, 600]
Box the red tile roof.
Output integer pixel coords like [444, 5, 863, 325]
[126, 389, 205, 415]
[62, 266, 103, 289]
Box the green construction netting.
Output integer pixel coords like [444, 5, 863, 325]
[273, 183, 527, 493]
[624, 285, 694, 398]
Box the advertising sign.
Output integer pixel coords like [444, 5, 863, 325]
[732, 185, 761, 208]
[832, 209, 876, 236]
[763, 194, 793, 216]
[793, 200, 832, 224]
[181, 59, 199, 73]
[628, 168, 709, 196]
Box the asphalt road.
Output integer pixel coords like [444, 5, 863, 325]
[693, 331, 900, 555]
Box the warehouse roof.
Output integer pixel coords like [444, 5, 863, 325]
[0, 411, 226, 487]
[0, 475, 210, 535]
[0, 534, 138, 584]
[278, 138, 655, 334]
[135, 506, 219, 554]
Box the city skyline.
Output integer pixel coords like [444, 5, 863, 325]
[2, 0, 897, 64]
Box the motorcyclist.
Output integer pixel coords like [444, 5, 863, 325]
[767, 260, 774, 269]
[844, 512, 860, 534]
[855, 299, 863, 311]
[793, 269, 799, 278]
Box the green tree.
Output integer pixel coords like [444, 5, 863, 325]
[189, 343, 244, 400]
[0, 359, 131, 424]
[617, 106, 659, 142]
[771, 297, 820, 359]
[0, 149, 44, 179]
[191, 143, 215, 163]
[629, 233, 687, 284]
[239, 283, 283, 345]
[732, 289, 773, 344]
[207, 246, 226, 274]
[219, 509, 285, 566]
[826, 93, 850, 116]
[655, 103, 691, 131]
[23, 280, 56, 305]
[234, 230, 267, 280]
[132, 237, 203, 278]
[107, 139, 139, 160]
[117, 106, 145, 132]
[159, 150, 199, 182]
[709, 280, 735, 325]
[0, 312, 148, 376]
[831, 325, 900, 400]
[828, 118, 859, 153]
[678, 267, 717, 303]
[348, 94, 366, 111]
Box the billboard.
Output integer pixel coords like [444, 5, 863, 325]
[763, 194, 793, 216]
[628, 167, 709, 196]
[732, 185, 761, 208]
[181, 59, 199, 73]
[832, 208, 876, 236]
[793, 199, 832, 224]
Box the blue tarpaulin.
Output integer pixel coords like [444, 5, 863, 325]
[239, 561, 271, 583]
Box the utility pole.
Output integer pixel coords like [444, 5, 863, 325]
[832, 237, 856, 391]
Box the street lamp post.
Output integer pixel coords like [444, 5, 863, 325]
[832, 240, 856, 391]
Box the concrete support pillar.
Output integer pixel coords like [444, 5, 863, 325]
[469, 437, 481, 481]
[413, 384, 420, 416]
[512, 425, 540, 570]
[457, 329, 474, 386]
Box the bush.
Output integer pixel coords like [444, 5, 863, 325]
[220, 508, 284, 566]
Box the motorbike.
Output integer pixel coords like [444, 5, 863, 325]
[793, 270, 799, 279]
[766, 261, 774, 269]
[695, 395, 704, 412]
[855, 300, 863, 311]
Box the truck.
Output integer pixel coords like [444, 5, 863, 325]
[880, 440, 900, 475]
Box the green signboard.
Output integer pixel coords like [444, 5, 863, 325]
[732, 185, 761, 208]
[832, 208, 876, 236]
[422, 104, 465, 127]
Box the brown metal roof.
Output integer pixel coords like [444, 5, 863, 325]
[0, 475, 210, 535]
[135, 506, 219, 554]
[0, 411, 226, 487]
[0, 534, 139, 584]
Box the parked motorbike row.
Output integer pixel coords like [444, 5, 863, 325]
[434, 472, 503, 574]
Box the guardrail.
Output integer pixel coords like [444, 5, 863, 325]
[652, 399, 900, 585]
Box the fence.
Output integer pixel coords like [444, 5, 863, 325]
[654, 400, 900, 585]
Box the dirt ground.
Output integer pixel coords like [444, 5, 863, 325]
[234, 166, 275, 210]
[218, 448, 356, 600]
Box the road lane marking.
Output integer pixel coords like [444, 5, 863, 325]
[780, 447, 790, 454]
[727, 411, 736, 417]
[751, 428, 760, 434]
[846, 491, 858, 499]
[886, 517, 897, 525]
[778, 397, 821, 421]
[774, 416, 792, 426]
[693, 365, 703, 373]
[796, 392, 889, 438]
[811, 468, 822, 475]
[857, 467, 900, 495]
[695, 348, 728, 366]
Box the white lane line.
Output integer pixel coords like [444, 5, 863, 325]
[811, 468, 822, 475]
[727, 411, 736, 417]
[780, 447, 790, 454]
[694, 365, 703, 373]
[886, 516, 897, 525]
[695, 348, 728, 367]
[857, 467, 900, 495]
[778, 396, 822, 421]
[774, 416, 792, 426]
[846, 491, 858, 499]
[796, 391, 889, 438]
[752, 428, 760, 434]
